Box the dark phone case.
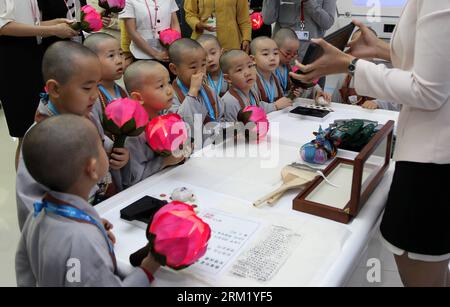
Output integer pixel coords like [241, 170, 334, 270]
[291, 23, 356, 88]
[120, 196, 168, 224]
[290, 106, 330, 118]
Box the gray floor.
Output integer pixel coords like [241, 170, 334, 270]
[0, 106, 403, 287]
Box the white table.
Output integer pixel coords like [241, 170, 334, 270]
[96, 100, 399, 287]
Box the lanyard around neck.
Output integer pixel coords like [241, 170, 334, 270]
[207, 72, 224, 96]
[233, 87, 256, 106]
[258, 72, 276, 103]
[98, 84, 122, 103]
[33, 200, 115, 259]
[276, 65, 288, 94]
[144, 0, 159, 34]
[176, 79, 216, 121]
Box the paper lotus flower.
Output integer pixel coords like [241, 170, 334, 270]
[250, 12, 264, 30]
[159, 29, 182, 48]
[71, 5, 103, 32]
[145, 114, 188, 156]
[102, 98, 149, 148]
[237, 106, 269, 141]
[98, 0, 126, 17]
[148, 201, 211, 270]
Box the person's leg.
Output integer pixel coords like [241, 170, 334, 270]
[394, 253, 449, 287]
[15, 138, 23, 171]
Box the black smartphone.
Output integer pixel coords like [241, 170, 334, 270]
[290, 106, 330, 118]
[291, 22, 356, 88]
[120, 196, 168, 224]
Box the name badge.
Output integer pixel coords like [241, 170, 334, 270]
[296, 31, 310, 41]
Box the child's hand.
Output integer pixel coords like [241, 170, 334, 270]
[275, 97, 293, 110]
[315, 90, 332, 105]
[141, 253, 160, 275]
[188, 72, 205, 97]
[109, 147, 130, 170]
[101, 218, 116, 244]
[293, 88, 303, 98]
[101, 16, 112, 28]
[362, 100, 379, 110]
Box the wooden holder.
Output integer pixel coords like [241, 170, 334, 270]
[293, 120, 395, 224]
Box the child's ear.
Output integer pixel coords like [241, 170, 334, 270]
[85, 158, 99, 182]
[130, 92, 143, 104]
[168, 63, 178, 76]
[46, 80, 60, 98]
[220, 48, 225, 55]
[223, 73, 232, 84]
[249, 55, 256, 63]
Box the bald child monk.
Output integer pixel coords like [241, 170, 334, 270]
[16, 115, 159, 287]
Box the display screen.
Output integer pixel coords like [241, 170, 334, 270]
[352, 0, 407, 7]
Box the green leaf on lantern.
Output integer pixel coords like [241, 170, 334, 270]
[102, 115, 122, 136]
[128, 126, 145, 137]
[121, 118, 137, 135]
[237, 110, 252, 124]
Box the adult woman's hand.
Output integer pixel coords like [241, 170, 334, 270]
[50, 22, 79, 39]
[152, 50, 170, 62]
[289, 38, 355, 84]
[347, 19, 391, 61]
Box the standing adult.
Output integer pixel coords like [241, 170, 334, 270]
[0, 0, 78, 169]
[119, 0, 180, 62]
[184, 0, 251, 52]
[262, 0, 336, 58]
[38, 0, 87, 50]
[291, 1, 450, 287]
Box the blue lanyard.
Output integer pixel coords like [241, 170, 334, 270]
[176, 79, 216, 121]
[33, 200, 115, 257]
[207, 72, 224, 96]
[258, 72, 276, 103]
[98, 84, 122, 103]
[47, 99, 60, 116]
[275, 65, 288, 94]
[234, 87, 257, 106]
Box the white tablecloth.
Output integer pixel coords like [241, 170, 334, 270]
[96, 99, 399, 286]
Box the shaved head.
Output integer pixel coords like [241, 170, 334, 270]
[250, 36, 275, 55]
[83, 32, 118, 54]
[42, 41, 99, 84]
[273, 28, 299, 47]
[220, 49, 249, 74]
[197, 34, 221, 48]
[22, 115, 101, 192]
[124, 60, 166, 93]
[169, 38, 205, 66]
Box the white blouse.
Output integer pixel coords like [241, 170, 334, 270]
[355, 0, 450, 164]
[119, 0, 179, 59]
[0, 0, 40, 29]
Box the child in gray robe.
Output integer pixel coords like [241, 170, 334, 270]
[168, 39, 225, 147]
[16, 115, 159, 286]
[121, 61, 186, 188]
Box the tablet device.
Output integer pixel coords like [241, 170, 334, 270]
[302, 22, 356, 65]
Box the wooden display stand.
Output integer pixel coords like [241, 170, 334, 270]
[293, 120, 395, 224]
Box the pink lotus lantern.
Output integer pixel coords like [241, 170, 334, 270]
[250, 12, 264, 31]
[159, 29, 182, 48]
[98, 0, 126, 17]
[237, 106, 270, 141]
[102, 98, 149, 148]
[148, 201, 211, 270]
[145, 114, 188, 156]
[71, 5, 103, 32]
